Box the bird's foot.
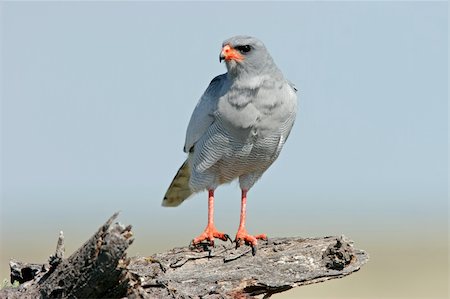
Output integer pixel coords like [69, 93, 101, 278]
[192, 224, 231, 247]
[234, 229, 267, 255]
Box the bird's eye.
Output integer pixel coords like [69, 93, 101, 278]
[236, 45, 252, 53]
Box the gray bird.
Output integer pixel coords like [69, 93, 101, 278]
[163, 36, 297, 253]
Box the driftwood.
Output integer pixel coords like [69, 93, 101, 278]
[0, 213, 368, 299]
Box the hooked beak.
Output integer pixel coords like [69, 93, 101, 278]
[219, 44, 244, 63]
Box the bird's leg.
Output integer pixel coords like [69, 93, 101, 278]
[192, 189, 230, 246]
[235, 189, 267, 254]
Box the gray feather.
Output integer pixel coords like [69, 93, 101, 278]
[164, 35, 298, 205]
[183, 74, 227, 153]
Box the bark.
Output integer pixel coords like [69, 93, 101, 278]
[0, 214, 368, 299]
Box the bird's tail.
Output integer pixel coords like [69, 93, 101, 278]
[162, 160, 193, 207]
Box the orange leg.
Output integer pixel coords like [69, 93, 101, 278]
[235, 189, 267, 254]
[192, 190, 230, 246]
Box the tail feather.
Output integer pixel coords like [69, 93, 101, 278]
[162, 160, 193, 207]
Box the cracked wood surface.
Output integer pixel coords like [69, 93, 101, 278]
[127, 236, 368, 298]
[0, 214, 368, 299]
[1, 213, 134, 299]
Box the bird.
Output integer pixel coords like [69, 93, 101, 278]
[162, 35, 298, 254]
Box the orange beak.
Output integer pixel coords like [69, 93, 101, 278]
[219, 44, 244, 62]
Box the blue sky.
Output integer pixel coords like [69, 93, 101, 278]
[1, 2, 447, 297]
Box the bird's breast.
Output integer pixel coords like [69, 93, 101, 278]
[217, 95, 260, 131]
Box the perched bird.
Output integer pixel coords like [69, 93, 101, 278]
[163, 36, 298, 253]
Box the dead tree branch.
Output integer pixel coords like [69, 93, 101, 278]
[0, 213, 368, 299]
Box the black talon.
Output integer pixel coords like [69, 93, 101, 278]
[251, 244, 257, 256]
[190, 239, 213, 252]
[224, 234, 232, 243]
[189, 239, 197, 249]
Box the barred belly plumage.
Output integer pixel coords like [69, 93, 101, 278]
[188, 122, 282, 192]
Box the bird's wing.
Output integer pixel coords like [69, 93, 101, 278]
[183, 74, 227, 153]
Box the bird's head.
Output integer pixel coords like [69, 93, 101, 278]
[219, 35, 275, 77]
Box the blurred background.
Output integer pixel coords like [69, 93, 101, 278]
[1, 1, 447, 298]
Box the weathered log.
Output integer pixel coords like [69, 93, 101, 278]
[0, 214, 368, 299]
[127, 235, 368, 298]
[1, 213, 133, 299]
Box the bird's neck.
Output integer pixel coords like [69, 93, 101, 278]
[226, 59, 283, 84]
[227, 68, 283, 90]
